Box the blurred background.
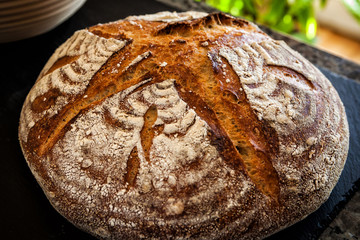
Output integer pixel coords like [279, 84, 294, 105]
[192, 0, 360, 64]
[1, 0, 359, 63]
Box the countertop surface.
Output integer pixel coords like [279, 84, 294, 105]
[0, 0, 359, 239]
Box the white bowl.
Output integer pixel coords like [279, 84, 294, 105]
[0, 0, 86, 43]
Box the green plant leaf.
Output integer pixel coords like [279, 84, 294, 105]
[263, 0, 287, 25]
[274, 14, 295, 33]
[206, 0, 220, 9]
[216, 0, 233, 12]
[320, 0, 328, 8]
[294, 5, 312, 33]
[292, 32, 317, 44]
[288, 0, 312, 15]
[198, 0, 320, 41]
[243, 0, 257, 19]
[229, 0, 244, 16]
[342, 0, 360, 22]
[305, 16, 317, 39]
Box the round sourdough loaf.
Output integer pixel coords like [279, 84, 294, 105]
[19, 11, 349, 239]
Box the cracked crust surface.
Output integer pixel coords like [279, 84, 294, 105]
[19, 11, 349, 239]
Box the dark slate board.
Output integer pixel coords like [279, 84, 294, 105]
[0, 0, 359, 239]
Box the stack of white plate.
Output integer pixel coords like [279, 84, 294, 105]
[0, 0, 86, 43]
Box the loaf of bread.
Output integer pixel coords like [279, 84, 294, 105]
[19, 11, 349, 239]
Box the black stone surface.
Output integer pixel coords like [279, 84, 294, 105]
[0, 0, 359, 239]
[320, 190, 360, 240]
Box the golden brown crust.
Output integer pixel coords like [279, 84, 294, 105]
[19, 11, 349, 239]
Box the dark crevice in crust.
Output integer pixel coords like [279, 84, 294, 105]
[31, 88, 63, 113]
[103, 109, 134, 131]
[124, 146, 140, 189]
[174, 81, 246, 173]
[214, 53, 281, 204]
[43, 55, 80, 77]
[173, 46, 280, 203]
[89, 28, 130, 41]
[265, 65, 316, 90]
[140, 105, 163, 164]
[155, 12, 248, 36]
